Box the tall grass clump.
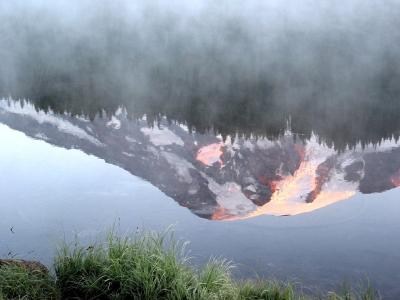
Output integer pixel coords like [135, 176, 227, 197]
[55, 229, 236, 299]
[0, 264, 58, 300]
[54, 229, 312, 300]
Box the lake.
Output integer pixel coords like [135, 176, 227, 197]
[1, 1, 400, 298]
[1, 98, 400, 298]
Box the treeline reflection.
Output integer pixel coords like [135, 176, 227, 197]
[3, 88, 400, 152]
[1, 1, 400, 151]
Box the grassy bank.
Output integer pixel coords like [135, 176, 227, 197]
[0, 230, 378, 300]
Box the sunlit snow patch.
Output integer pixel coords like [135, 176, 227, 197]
[140, 126, 184, 146]
[0, 99, 103, 146]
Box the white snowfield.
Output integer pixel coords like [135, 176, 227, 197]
[140, 126, 184, 146]
[0, 99, 104, 146]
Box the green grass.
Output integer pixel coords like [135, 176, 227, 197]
[0, 229, 380, 300]
[54, 229, 239, 300]
[0, 264, 58, 300]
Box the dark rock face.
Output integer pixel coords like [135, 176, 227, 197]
[344, 160, 364, 182]
[359, 148, 400, 193]
[305, 156, 337, 203]
[1, 99, 400, 220]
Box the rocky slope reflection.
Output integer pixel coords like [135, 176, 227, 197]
[1, 99, 400, 220]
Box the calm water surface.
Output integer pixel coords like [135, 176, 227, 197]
[2, 2, 400, 298]
[1, 99, 400, 298]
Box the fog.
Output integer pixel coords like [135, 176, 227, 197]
[1, 0, 400, 148]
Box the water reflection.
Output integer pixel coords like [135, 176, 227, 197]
[1, 98, 400, 221]
[2, 0, 400, 152]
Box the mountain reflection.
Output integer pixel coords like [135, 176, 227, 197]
[1, 99, 400, 220]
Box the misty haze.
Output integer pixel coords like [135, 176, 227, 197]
[1, 1, 400, 299]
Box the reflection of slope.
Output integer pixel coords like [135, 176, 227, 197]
[246, 168, 357, 218]
[2, 98, 400, 221]
[196, 143, 224, 166]
[390, 170, 400, 187]
[210, 139, 358, 220]
[204, 176, 256, 220]
[141, 126, 184, 146]
[0, 100, 103, 146]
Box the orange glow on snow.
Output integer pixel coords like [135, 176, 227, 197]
[390, 170, 400, 187]
[211, 207, 239, 221]
[245, 190, 355, 218]
[209, 145, 357, 220]
[196, 143, 224, 166]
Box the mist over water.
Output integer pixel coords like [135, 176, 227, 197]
[2, 2, 400, 297]
[1, 0, 400, 150]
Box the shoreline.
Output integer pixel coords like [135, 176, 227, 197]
[0, 230, 378, 300]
